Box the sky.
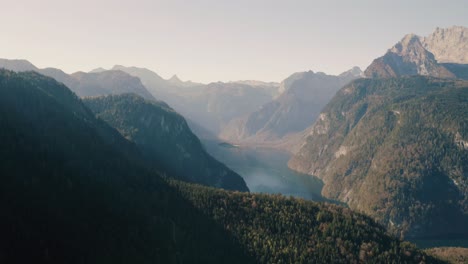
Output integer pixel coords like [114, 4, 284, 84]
[1, 0, 467, 83]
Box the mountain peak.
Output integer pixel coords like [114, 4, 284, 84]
[0, 58, 38, 72]
[89, 67, 107, 73]
[111, 65, 126, 71]
[390, 33, 425, 56]
[365, 31, 455, 78]
[169, 74, 182, 83]
[339, 66, 364, 78]
[422, 25, 468, 64]
[167, 74, 203, 87]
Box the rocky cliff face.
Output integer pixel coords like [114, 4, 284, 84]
[289, 76, 468, 238]
[422, 26, 468, 64]
[364, 34, 455, 78]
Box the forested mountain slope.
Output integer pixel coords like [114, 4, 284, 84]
[289, 76, 468, 238]
[0, 69, 252, 263]
[84, 94, 248, 191]
[172, 180, 444, 263]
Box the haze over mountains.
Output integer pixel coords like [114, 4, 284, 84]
[110, 65, 280, 135]
[0, 59, 156, 100]
[220, 67, 364, 151]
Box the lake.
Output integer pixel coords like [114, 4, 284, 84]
[204, 141, 331, 202]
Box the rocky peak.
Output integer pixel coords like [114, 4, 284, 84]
[422, 26, 468, 64]
[390, 34, 425, 55]
[168, 74, 183, 84]
[364, 33, 455, 78]
[339, 66, 364, 78]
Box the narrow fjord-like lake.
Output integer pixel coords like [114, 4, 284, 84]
[205, 141, 328, 202]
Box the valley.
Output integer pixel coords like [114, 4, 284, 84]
[0, 9, 467, 261]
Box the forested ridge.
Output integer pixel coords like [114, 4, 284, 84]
[171, 180, 445, 263]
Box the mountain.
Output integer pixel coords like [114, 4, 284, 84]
[111, 65, 170, 95]
[84, 94, 248, 191]
[0, 58, 38, 72]
[339, 66, 366, 79]
[111, 65, 278, 135]
[220, 68, 362, 150]
[188, 82, 277, 134]
[38, 67, 79, 88]
[441, 63, 468, 80]
[364, 34, 455, 78]
[0, 69, 254, 263]
[232, 79, 280, 89]
[0, 69, 442, 263]
[70, 70, 155, 99]
[167, 74, 202, 87]
[422, 26, 468, 64]
[0, 59, 156, 100]
[289, 76, 468, 239]
[89, 67, 107, 73]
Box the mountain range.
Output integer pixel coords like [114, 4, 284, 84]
[364, 26, 468, 80]
[0, 59, 155, 100]
[0, 59, 247, 191]
[220, 67, 363, 151]
[109, 65, 280, 135]
[0, 69, 442, 263]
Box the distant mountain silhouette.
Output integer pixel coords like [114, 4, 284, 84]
[0, 59, 155, 100]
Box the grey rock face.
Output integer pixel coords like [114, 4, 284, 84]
[365, 34, 455, 78]
[422, 26, 468, 64]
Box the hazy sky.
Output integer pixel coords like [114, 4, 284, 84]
[2, 0, 467, 83]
